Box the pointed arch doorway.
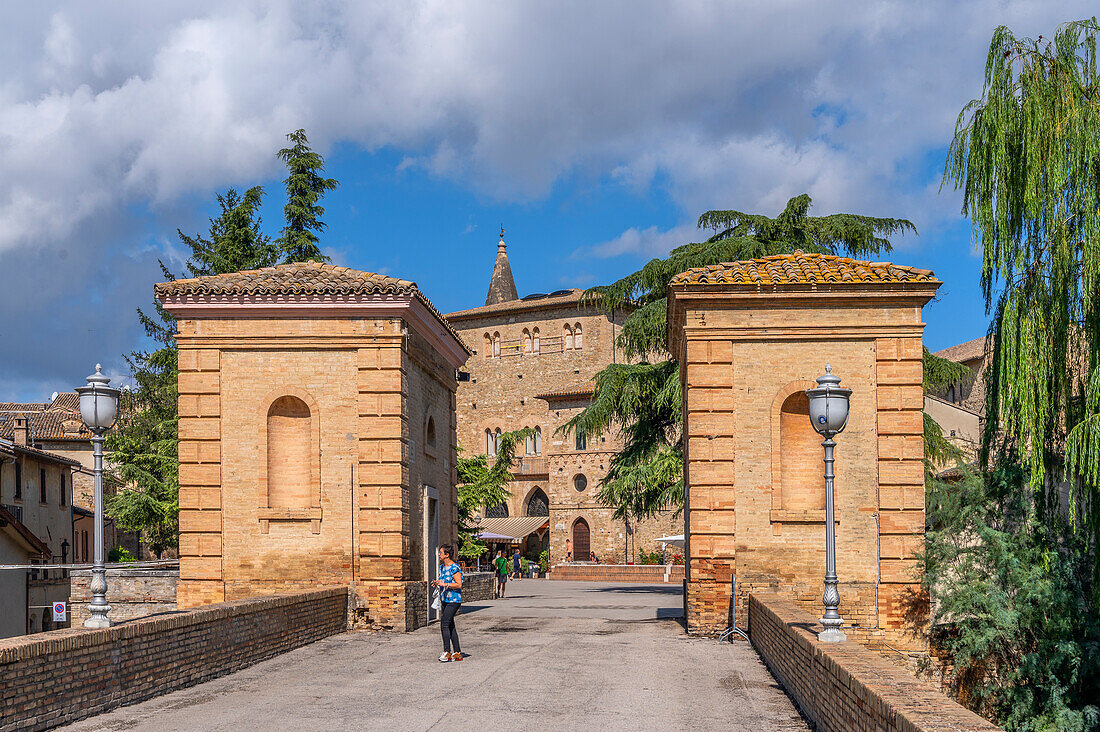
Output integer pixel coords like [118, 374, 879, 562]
[572, 518, 591, 562]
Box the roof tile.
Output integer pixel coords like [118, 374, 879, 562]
[669, 251, 937, 287]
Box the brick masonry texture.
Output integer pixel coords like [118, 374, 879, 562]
[748, 594, 999, 732]
[164, 286, 463, 631]
[549, 564, 685, 583]
[70, 567, 178, 625]
[667, 255, 940, 652]
[460, 571, 496, 602]
[0, 587, 347, 732]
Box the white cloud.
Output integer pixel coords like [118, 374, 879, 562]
[0, 1, 1092, 396]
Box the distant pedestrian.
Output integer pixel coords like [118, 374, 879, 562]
[590, 552, 598, 564]
[494, 550, 508, 598]
[512, 549, 522, 578]
[434, 544, 463, 662]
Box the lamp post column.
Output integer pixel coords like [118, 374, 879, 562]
[819, 436, 844, 642]
[84, 431, 112, 628]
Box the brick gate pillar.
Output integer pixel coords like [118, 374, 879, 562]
[667, 252, 939, 651]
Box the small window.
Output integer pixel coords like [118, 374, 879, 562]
[525, 429, 535, 455]
[574, 474, 588, 492]
[564, 324, 574, 350]
[59, 471, 66, 507]
[40, 468, 47, 504]
[495, 428, 502, 455]
[485, 428, 494, 455]
[573, 323, 583, 350]
[576, 425, 587, 451]
[532, 327, 540, 354]
[534, 426, 542, 455]
[493, 332, 501, 358]
[523, 328, 532, 354]
[426, 416, 436, 447]
[484, 333, 492, 358]
[14, 461, 22, 500]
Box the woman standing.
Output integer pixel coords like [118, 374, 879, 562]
[434, 544, 463, 662]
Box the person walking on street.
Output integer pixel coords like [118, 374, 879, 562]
[512, 549, 522, 579]
[494, 550, 508, 598]
[434, 544, 463, 662]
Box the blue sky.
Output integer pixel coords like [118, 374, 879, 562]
[0, 2, 1086, 401]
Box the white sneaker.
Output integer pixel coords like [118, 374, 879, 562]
[438, 652, 452, 662]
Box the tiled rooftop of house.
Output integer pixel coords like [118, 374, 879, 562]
[934, 335, 987, 363]
[535, 383, 596, 401]
[446, 288, 588, 320]
[669, 251, 938, 287]
[0, 392, 91, 441]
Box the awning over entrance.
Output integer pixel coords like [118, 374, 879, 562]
[656, 534, 685, 548]
[475, 516, 550, 542]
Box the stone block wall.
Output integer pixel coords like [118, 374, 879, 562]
[70, 566, 178, 625]
[461, 571, 496, 602]
[747, 594, 997, 732]
[0, 587, 347, 732]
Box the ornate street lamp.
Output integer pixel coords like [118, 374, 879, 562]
[75, 364, 120, 629]
[805, 364, 852, 643]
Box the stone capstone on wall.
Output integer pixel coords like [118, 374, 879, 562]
[0, 587, 348, 732]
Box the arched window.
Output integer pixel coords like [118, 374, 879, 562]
[523, 328, 532, 353]
[573, 323, 583, 350]
[426, 416, 436, 447]
[267, 396, 313, 509]
[534, 426, 542, 455]
[526, 488, 549, 516]
[532, 327, 540, 354]
[779, 391, 824, 511]
[572, 518, 591, 561]
[486, 502, 509, 518]
[493, 331, 501, 357]
[495, 428, 502, 455]
[575, 424, 586, 451]
[564, 324, 574, 350]
[525, 428, 535, 455]
[483, 333, 492, 357]
[486, 428, 494, 455]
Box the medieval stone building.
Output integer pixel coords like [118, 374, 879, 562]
[447, 235, 681, 564]
[157, 262, 469, 631]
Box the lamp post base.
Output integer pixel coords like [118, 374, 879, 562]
[817, 619, 846, 643]
[83, 614, 113, 629]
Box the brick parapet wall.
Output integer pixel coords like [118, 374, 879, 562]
[748, 594, 998, 732]
[461, 571, 496, 602]
[70, 567, 178, 625]
[0, 587, 348, 732]
[550, 564, 685, 583]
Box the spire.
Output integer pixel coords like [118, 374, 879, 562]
[485, 225, 518, 305]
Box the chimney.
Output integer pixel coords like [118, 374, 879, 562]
[13, 415, 29, 446]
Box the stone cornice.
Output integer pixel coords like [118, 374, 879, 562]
[162, 293, 471, 369]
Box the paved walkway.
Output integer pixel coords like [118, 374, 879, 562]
[63, 580, 808, 731]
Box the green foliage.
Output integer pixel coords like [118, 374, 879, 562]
[923, 464, 1100, 730]
[107, 546, 138, 563]
[275, 129, 338, 263]
[637, 549, 663, 565]
[923, 347, 974, 466]
[539, 550, 548, 573]
[455, 428, 531, 552]
[945, 19, 1100, 537]
[570, 194, 914, 520]
[108, 180, 302, 555]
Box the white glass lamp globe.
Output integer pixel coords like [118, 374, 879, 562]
[75, 364, 121, 431]
[805, 365, 852, 436]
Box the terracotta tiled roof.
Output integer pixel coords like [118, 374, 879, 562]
[155, 261, 417, 298]
[0, 438, 83, 467]
[0, 504, 50, 557]
[535, 383, 596, 401]
[155, 261, 469, 356]
[0, 393, 91, 441]
[447, 289, 589, 320]
[669, 252, 937, 287]
[934, 336, 987, 364]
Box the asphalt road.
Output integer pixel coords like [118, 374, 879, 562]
[62, 580, 808, 731]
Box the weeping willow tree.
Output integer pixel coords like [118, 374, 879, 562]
[565, 194, 964, 521]
[946, 18, 1100, 542]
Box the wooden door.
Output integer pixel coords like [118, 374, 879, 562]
[572, 519, 590, 562]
